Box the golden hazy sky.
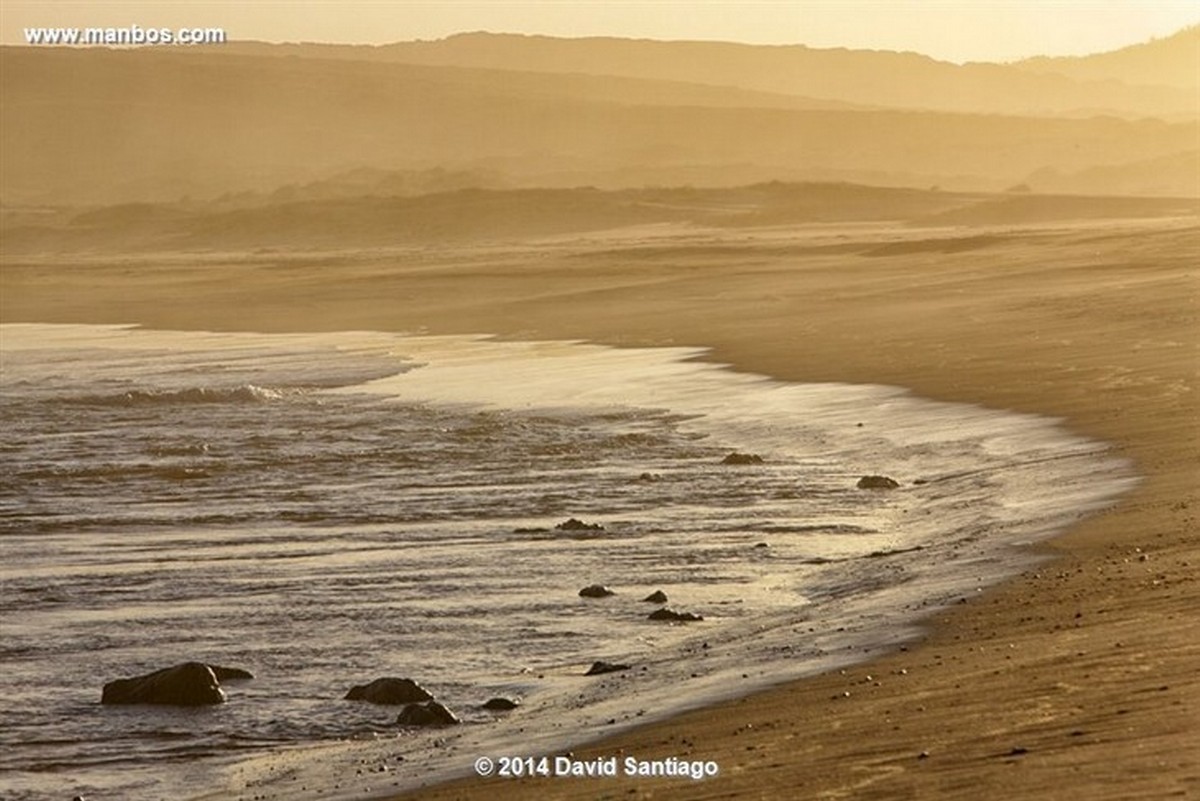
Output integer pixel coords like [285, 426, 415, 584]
[2, 1, 1197, 62]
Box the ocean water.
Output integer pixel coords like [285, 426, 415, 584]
[0, 323, 1134, 801]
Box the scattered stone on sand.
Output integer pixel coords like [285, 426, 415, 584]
[396, 700, 459, 727]
[585, 661, 631, 676]
[101, 662, 231, 706]
[754, 542, 770, 549]
[648, 607, 705, 622]
[344, 677, 434, 705]
[641, 590, 669, 603]
[721, 452, 764, 465]
[856, 475, 900, 490]
[555, 518, 604, 531]
[579, 584, 616, 598]
[637, 472, 660, 482]
[865, 544, 926, 559]
[482, 697, 520, 711]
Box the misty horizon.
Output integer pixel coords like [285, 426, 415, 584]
[2, 23, 1197, 216]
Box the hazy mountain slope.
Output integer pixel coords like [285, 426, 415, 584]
[3, 47, 1195, 206]
[240, 31, 1198, 119]
[1024, 150, 1200, 198]
[1016, 25, 1198, 92]
[211, 40, 869, 112]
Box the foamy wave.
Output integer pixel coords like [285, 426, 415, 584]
[74, 384, 289, 406]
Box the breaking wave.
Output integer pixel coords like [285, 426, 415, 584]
[70, 384, 291, 406]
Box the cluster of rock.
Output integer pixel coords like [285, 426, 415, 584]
[101, 666, 517, 728]
[574, 581, 706, 678]
[105, 512, 729, 722]
[342, 677, 521, 725]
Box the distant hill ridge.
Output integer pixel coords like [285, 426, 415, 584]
[1015, 24, 1198, 92]
[2, 26, 1197, 206]
[215, 28, 1199, 119]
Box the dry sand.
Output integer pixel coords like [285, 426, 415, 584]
[2, 217, 1197, 800]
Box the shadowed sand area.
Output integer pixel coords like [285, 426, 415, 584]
[3, 212, 1196, 800]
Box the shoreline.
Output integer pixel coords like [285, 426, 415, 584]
[3, 218, 1196, 800]
[2, 323, 1136, 801]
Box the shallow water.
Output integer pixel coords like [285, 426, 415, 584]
[0, 324, 1133, 800]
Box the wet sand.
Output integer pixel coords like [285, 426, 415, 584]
[3, 217, 1197, 800]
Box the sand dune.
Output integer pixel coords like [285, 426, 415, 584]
[8, 182, 1195, 256]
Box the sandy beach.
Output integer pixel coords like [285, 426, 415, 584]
[3, 214, 1196, 800]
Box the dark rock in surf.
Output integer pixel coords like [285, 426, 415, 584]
[579, 584, 616, 598]
[556, 518, 604, 532]
[585, 661, 631, 676]
[648, 608, 705, 623]
[345, 677, 434, 705]
[641, 590, 668, 603]
[857, 475, 900, 490]
[210, 665, 255, 681]
[101, 662, 230, 706]
[482, 697, 520, 711]
[396, 700, 459, 726]
[721, 452, 764, 465]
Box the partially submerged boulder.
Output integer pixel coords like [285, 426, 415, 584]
[721, 453, 764, 465]
[579, 584, 616, 598]
[641, 590, 668, 604]
[345, 677, 434, 705]
[102, 662, 235, 706]
[857, 475, 900, 490]
[555, 518, 604, 532]
[648, 608, 705, 623]
[210, 665, 254, 681]
[396, 700, 459, 726]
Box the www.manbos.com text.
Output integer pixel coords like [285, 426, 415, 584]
[24, 25, 227, 46]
